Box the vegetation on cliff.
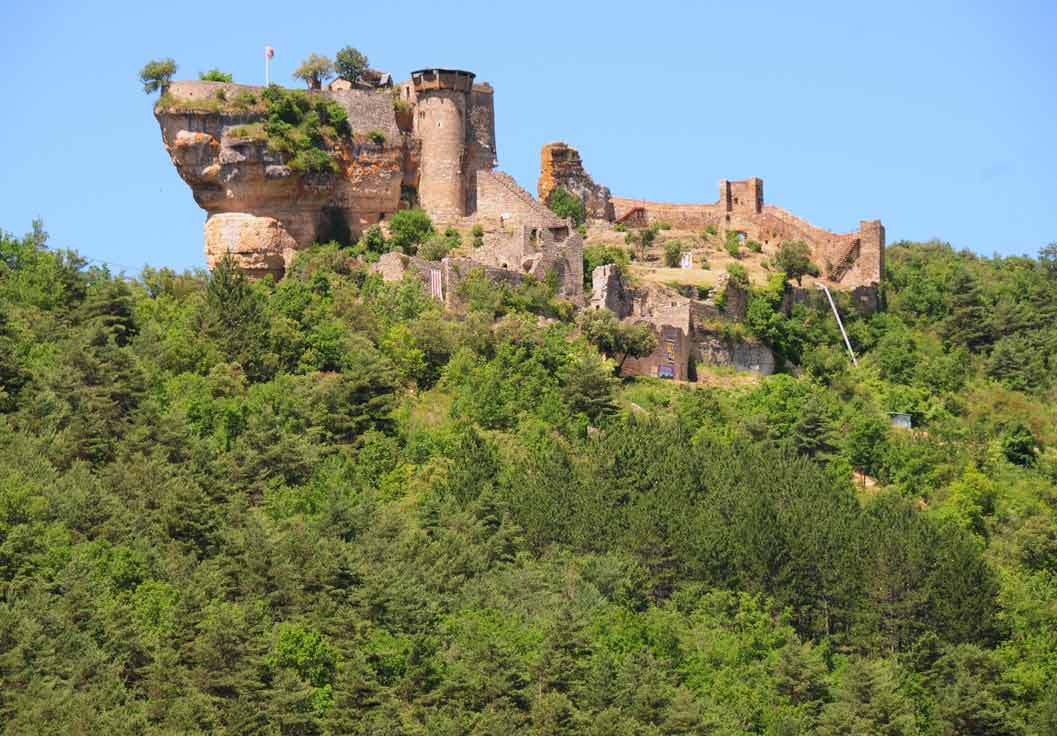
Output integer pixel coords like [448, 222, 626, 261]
[1, 222, 1056, 733]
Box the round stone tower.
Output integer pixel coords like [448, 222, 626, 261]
[410, 68, 475, 223]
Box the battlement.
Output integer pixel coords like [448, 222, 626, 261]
[410, 68, 476, 93]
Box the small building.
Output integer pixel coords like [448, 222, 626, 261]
[888, 412, 913, 430]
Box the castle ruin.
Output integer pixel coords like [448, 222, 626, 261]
[154, 66, 885, 380]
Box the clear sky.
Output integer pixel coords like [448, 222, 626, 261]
[1, 0, 1055, 273]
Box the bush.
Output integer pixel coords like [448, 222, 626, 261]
[656, 221, 672, 231]
[199, 68, 233, 83]
[354, 225, 386, 257]
[471, 224, 484, 248]
[233, 90, 258, 109]
[726, 262, 749, 287]
[367, 129, 385, 145]
[261, 86, 350, 173]
[139, 58, 177, 94]
[613, 222, 626, 232]
[663, 240, 685, 268]
[702, 224, 718, 238]
[419, 235, 453, 261]
[214, 88, 226, 101]
[388, 209, 433, 255]
[335, 46, 369, 82]
[546, 187, 587, 226]
[747, 239, 762, 253]
[725, 239, 741, 259]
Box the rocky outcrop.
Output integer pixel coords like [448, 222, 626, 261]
[157, 81, 410, 277]
[538, 142, 614, 220]
[695, 334, 775, 375]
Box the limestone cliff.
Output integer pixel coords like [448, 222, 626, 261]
[156, 80, 409, 278]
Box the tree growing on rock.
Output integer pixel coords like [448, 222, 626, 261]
[139, 58, 177, 94]
[292, 54, 334, 89]
[578, 309, 658, 374]
[775, 240, 820, 285]
[335, 47, 369, 82]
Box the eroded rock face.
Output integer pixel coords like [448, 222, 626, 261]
[204, 214, 296, 278]
[156, 81, 407, 277]
[538, 142, 614, 220]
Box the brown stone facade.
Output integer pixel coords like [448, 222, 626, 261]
[538, 142, 614, 220]
[541, 142, 883, 291]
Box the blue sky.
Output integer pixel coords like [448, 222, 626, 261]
[1, 0, 1055, 273]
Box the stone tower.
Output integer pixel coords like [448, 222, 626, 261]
[411, 68, 476, 223]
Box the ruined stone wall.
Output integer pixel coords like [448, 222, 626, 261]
[621, 324, 690, 381]
[721, 178, 763, 214]
[694, 334, 775, 375]
[538, 142, 614, 220]
[611, 197, 724, 230]
[464, 84, 497, 215]
[475, 171, 567, 228]
[471, 223, 583, 299]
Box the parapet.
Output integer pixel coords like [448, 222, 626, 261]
[410, 68, 476, 93]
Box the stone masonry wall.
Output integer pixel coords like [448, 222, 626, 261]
[538, 142, 614, 220]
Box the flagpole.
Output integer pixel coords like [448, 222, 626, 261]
[265, 50, 269, 85]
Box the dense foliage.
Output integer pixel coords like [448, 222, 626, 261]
[261, 85, 351, 174]
[334, 47, 369, 83]
[546, 187, 587, 227]
[1, 224, 1055, 734]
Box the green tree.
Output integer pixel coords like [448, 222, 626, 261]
[775, 240, 820, 285]
[578, 309, 658, 374]
[387, 208, 434, 255]
[139, 58, 177, 94]
[547, 187, 587, 226]
[292, 53, 334, 89]
[335, 46, 369, 82]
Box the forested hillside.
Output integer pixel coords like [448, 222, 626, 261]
[1, 223, 1056, 734]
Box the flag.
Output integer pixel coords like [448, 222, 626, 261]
[265, 46, 274, 59]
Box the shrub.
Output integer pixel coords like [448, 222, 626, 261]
[214, 88, 226, 101]
[577, 223, 588, 237]
[233, 90, 258, 109]
[292, 53, 334, 89]
[354, 225, 386, 257]
[419, 235, 453, 261]
[261, 86, 351, 173]
[726, 262, 749, 287]
[702, 224, 718, 238]
[613, 222, 626, 232]
[367, 129, 385, 145]
[393, 97, 410, 113]
[139, 58, 177, 94]
[199, 68, 233, 82]
[663, 240, 685, 268]
[656, 221, 672, 231]
[388, 209, 433, 255]
[725, 239, 741, 259]
[747, 239, 762, 253]
[471, 224, 484, 237]
[443, 225, 465, 248]
[546, 187, 586, 226]
[335, 46, 369, 82]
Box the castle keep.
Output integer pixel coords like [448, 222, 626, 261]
[154, 66, 885, 380]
